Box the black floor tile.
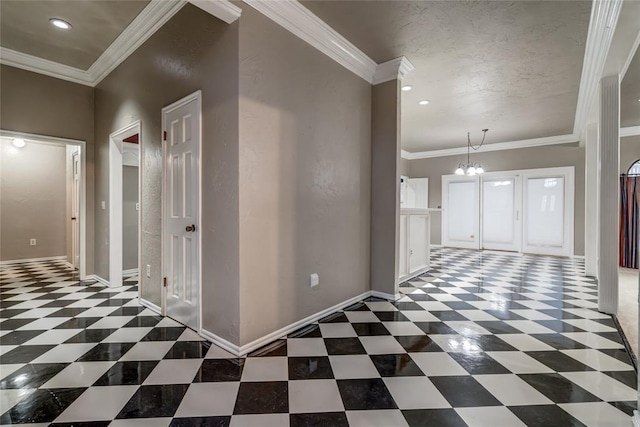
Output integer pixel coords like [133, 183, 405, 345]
[509, 404, 586, 427]
[535, 320, 586, 333]
[108, 307, 146, 316]
[233, 382, 288, 414]
[518, 373, 601, 403]
[193, 359, 244, 382]
[449, 352, 511, 374]
[54, 317, 102, 329]
[414, 322, 458, 335]
[475, 321, 523, 334]
[429, 311, 468, 321]
[602, 370, 637, 389]
[352, 323, 391, 336]
[288, 356, 334, 380]
[0, 345, 55, 364]
[288, 324, 322, 338]
[336, 378, 397, 410]
[93, 361, 159, 385]
[323, 337, 366, 355]
[395, 335, 443, 352]
[0, 308, 30, 318]
[370, 354, 425, 377]
[116, 384, 189, 418]
[123, 316, 162, 328]
[0, 363, 69, 389]
[248, 340, 287, 357]
[164, 341, 211, 359]
[0, 330, 45, 345]
[170, 417, 230, 427]
[0, 318, 35, 330]
[77, 342, 134, 361]
[318, 312, 349, 323]
[609, 401, 637, 416]
[65, 328, 117, 343]
[402, 409, 467, 427]
[290, 412, 349, 427]
[526, 351, 594, 372]
[374, 311, 411, 322]
[141, 327, 185, 341]
[430, 376, 501, 407]
[0, 387, 85, 424]
[530, 334, 588, 350]
[47, 307, 89, 317]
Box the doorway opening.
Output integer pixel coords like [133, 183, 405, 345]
[0, 130, 87, 278]
[108, 122, 141, 290]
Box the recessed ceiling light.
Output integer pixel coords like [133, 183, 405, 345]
[50, 18, 72, 30]
[12, 138, 26, 148]
[401, 85, 413, 92]
[419, 100, 430, 105]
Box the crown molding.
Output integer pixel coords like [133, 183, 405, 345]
[0, 0, 242, 87]
[189, 0, 242, 24]
[573, 0, 624, 138]
[243, 0, 378, 83]
[88, 0, 188, 85]
[373, 57, 415, 85]
[621, 126, 640, 138]
[401, 134, 579, 160]
[0, 47, 93, 86]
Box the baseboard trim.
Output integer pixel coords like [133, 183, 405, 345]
[632, 411, 640, 427]
[611, 313, 637, 372]
[199, 329, 241, 356]
[370, 290, 402, 301]
[123, 268, 139, 277]
[573, 254, 586, 260]
[85, 274, 110, 287]
[0, 255, 66, 266]
[139, 298, 162, 315]
[64, 261, 75, 269]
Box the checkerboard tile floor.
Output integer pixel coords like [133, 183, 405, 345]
[0, 250, 636, 426]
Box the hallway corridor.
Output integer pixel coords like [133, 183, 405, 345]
[0, 250, 636, 426]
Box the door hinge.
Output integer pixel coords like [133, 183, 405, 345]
[163, 131, 167, 141]
[163, 277, 167, 287]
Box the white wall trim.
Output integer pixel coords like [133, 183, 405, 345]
[0, 256, 66, 266]
[621, 126, 640, 138]
[200, 329, 242, 356]
[373, 57, 415, 84]
[402, 134, 579, 160]
[573, 0, 623, 138]
[370, 290, 402, 301]
[243, 0, 378, 83]
[0, 48, 93, 86]
[85, 274, 110, 287]
[189, 0, 242, 24]
[139, 297, 162, 315]
[0, 0, 243, 87]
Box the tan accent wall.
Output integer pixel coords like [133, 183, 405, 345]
[408, 143, 586, 255]
[0, 140, 66, 261]
[93, 4, 241, 342]
[237, 5, 372, 346]
[0, 65, 95, 271]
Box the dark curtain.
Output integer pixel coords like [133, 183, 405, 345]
[620, 176, 640, 268]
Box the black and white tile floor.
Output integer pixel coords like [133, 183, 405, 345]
[0, 249, 636, 426]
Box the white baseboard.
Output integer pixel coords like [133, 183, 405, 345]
[85, 274, 109, 287]
[0, 255, 66, 266]
[123, 268, 139, 277]
[199, 328, 241, 356]
[64, 261, 75, 269]
[201, 291, 372, 357]
[430, 244, 443, 248]
[632, 411, 640, 427]
[370, 290, 402, 301]
[139, 298, 162, 315]
[573, 254, 586, 260]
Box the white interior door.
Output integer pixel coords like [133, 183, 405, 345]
[522, 169, 574, 257]
[481, 175, 521, 251]
[442, 176, 480, 249]
[163, 92, 200, 331]
[72, 151, 81, 268]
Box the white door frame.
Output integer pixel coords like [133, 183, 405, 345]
[161, 90, 202, 332]
[72, 150, 81, 268]
[0, 129, 88, 278]
[109, 121, 142, 289]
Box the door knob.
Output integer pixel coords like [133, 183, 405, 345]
[186, 224, 196, 232]
[71, 217, 77, 220]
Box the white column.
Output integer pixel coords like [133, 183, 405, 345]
[597, 74, 619, 314]
[585, 123, 599, 278]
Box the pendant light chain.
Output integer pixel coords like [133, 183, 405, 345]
[455, 129, 489, 176]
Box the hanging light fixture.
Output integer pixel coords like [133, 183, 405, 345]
[455, 129, 488, 176]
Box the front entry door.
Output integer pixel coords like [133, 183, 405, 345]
[163, 92, 200, 331]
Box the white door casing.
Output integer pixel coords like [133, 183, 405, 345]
[72, 151, 81, 268]
[162, 91, 201, 331]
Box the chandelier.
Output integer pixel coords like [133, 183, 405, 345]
[455, 129, 489, 176]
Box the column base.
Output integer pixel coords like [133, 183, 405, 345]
[631, 410, 640, 427]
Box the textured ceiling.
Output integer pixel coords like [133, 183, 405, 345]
[0, 0, 150, 70]
[621, 49, 640, 128]
[304, 0, 592, 152]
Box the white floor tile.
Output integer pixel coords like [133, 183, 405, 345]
[359, 336, 406, 355]
[102, 327, 154, 343]
[429, 335, 483, 353]
[457, 310, 499, 321]
[329, 355, 379, 379]
[240, 357, 288, 382]
[23, 329, 82, 345]
[409, 353, 468, 376]
[503, 320, 556, 334]
[16, 317, 71, 331]
[287, 338, 328, 357]
[444, 321, 492, 336]
[400, 311, 441, 322]
[31, 343, 97, 363]
[561, 349, 633, 371]
[175, 382, 240, 417]
[485, 351, 554, 374]
[382, 322, 425, 336]
[319, 323, 357, 338]
[473, 374, 552, 406]
[289, 379, 344, 413]
[383, 377, 450, 409]
[559, 402, 631, 427]
[41, 361, 115, 388]
[346, 410, 409, 427]
[364, 302, 398, 312]
[119, 341, 174, 361]
[497, 334, 555, 351]
[344, 311, 381, 323]
[560, 371, 637, 401]
[54, 385, 138, 422]
[456, 406, 527, 427]
[0, 389, 34, 411]
[87, 316, 135, 329]
[110, 418, 172, 427]
[230, 414, 289, 427]
[143, 359, 202, 385]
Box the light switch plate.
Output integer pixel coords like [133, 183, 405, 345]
[101, 201, 106, 210]
[310, 273, 319, 288]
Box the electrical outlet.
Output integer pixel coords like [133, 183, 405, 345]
[310, 273, 319, 288]
[101, 201, 106, 210]
[135, 202, 140, 211]
[30, 239, 36, 246]
[146, 264, 151, 278]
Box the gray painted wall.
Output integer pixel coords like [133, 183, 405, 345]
[0, 65, 95, 272]
[122, 166, 138, 271]
[621, 135, 640, 173]
[237, 5, 371, 345]
[0, 140, 66, 261]
[407, 143, 586, 255]
[94, 4, 240, 342]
